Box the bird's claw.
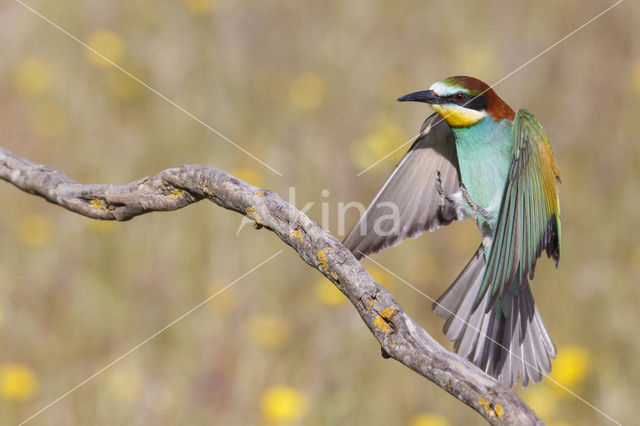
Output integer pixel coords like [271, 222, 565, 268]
[435, 170, 444, 196]
[436, 171, 489, 220]
[435, 170, 456, 205]
[460, 185, 490, 220]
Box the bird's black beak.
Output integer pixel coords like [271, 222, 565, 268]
[397, 89, 442, 104]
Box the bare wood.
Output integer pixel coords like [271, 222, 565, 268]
[0, 147, 541, 425]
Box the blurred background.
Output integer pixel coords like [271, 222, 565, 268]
[0, 0, 639, 424]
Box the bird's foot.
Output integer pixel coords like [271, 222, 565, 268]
[435, 170, 455, 204]
[435, 170, 444, 196]
[460, 185, 490, 220]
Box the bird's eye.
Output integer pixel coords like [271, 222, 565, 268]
[455, 93, 467, 101]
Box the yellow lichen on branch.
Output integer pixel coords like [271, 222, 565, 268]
[245, 207, 262, 224]
[365, 299, 375, 311]
[373, 316, 391, 333]
[90, 199, 107, 210]
[374, 307, 395, 333]
[479, 397, 490, 412]
[200, 184, 214, 198]
[166, 188, 185, 199]
[317, 249, 329, 273]
[380, 307, 395, 320]
[495, 404, 504, 420]
[478, 396, 504, 420]
[291, 228, 304, 242]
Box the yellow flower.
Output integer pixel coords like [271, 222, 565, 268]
[261, 385, 308, 423]
[249, 315, 291, 349]
[86, 30, 125, 67]
[408, 413, 450, 426]
[521, 385, 559, 420]
[17, 214, 56, 247]
[288, 72, 326, 111]
[314, 277, 346, 306]
[0, 364, 38, 401]
[182, 0, 216, 14]
[351, 119, 407, 171]
[231, 167, 265, 188]
[549, 345, 591, 393]
[13, 56, 53, 98]
[31, 101, 66, 139]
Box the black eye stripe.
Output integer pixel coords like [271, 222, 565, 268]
[447, 93, 488, 111]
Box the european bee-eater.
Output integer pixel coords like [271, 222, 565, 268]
[344, 76, 560, 387]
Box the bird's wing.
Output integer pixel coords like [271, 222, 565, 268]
[479, 109, 561, 305]
[343, 113, 461, 259]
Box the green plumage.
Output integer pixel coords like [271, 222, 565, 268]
[471, 110, 561, 312]
[451, 115, 513, 234]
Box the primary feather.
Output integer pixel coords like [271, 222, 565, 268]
[343, 114, 461, 258]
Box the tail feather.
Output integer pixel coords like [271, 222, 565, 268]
[433, 245, 557, 387]
[435, 246, 485, 341]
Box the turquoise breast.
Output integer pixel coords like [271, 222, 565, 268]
[452, 117, 513, 229]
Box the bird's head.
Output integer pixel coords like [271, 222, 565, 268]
[398, 76, 514, 128]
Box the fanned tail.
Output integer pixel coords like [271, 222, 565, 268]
[433, 245, 557, 387]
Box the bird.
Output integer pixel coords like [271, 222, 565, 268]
[343, 76, 561, 387]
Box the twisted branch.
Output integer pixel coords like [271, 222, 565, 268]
[0, 147, 540, 425]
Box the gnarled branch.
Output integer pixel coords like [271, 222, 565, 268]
[0, 147, 540, 425]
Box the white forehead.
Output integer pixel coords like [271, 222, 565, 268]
[429, 81, 460, 97]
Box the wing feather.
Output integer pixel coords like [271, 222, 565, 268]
[480, 109, 561, 303]
[343, 114, 461, 259]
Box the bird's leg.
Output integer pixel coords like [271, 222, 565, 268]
[460, 185, 491, 220]
[436, 171, 489, 222]
[435, 170, 444, 196]
[435, 170, 453, 202]
[435, 170, 466, 222]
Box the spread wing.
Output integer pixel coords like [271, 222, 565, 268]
[344, 114, 461, 259]
[479, 109, 561, 304]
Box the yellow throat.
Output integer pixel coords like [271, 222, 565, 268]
[431, 104, 487, 128]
